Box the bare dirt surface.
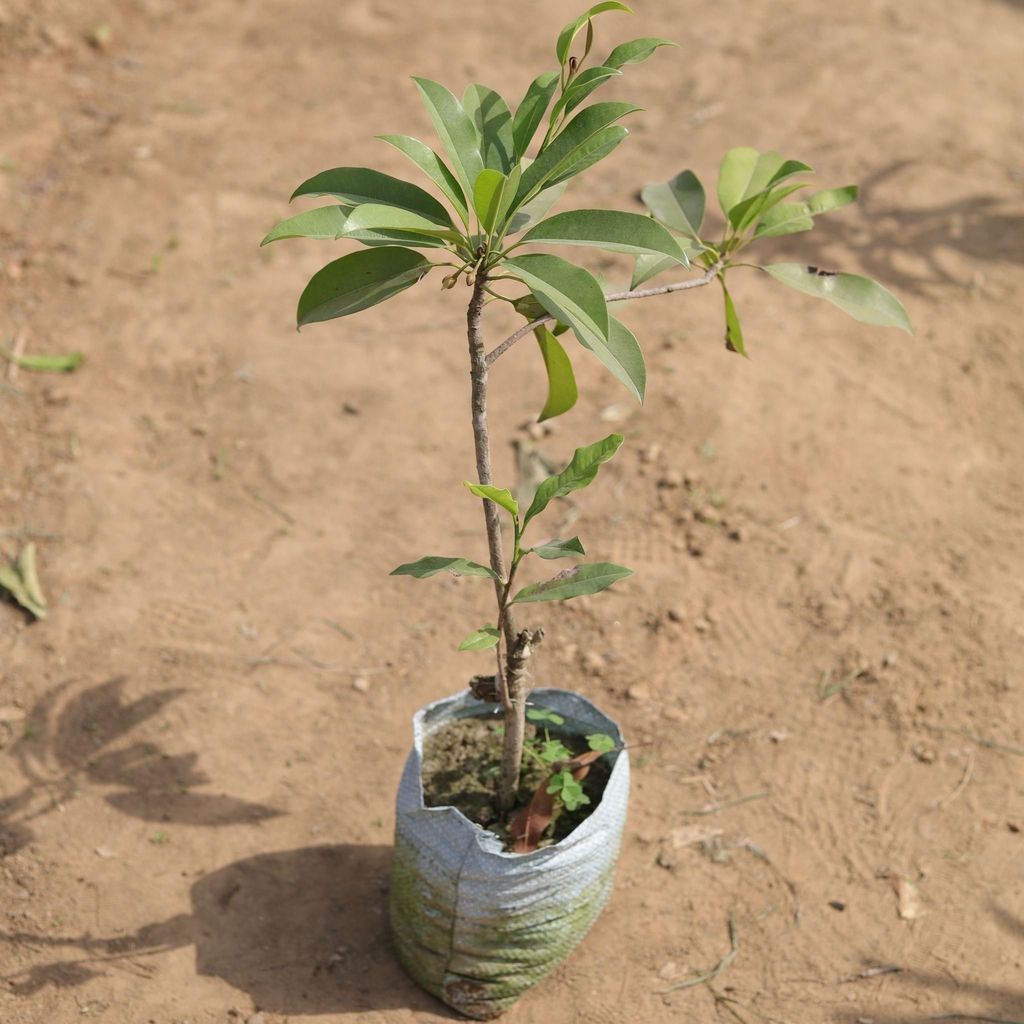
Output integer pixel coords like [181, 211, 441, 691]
[2, 1, 1023, 1022]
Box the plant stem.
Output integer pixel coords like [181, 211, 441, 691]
[467, 273, 526, 811]
[484, 261, 724, 366]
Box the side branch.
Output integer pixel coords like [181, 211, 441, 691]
[485, 262, 723, 366]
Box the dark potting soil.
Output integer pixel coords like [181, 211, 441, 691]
[420, 715, 612, 851]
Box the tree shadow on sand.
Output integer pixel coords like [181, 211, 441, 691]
[835, 904, 1024, 1023]
[0, 677, 280, 858]
[0, 844, 444, 1016]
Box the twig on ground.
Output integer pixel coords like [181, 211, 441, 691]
[739, 839, 801, 925]
[5, 330, 27, 383]
[484, 263, 723, 366]
[935, 750, 974, 809]
[839, 964, 903, 983]
[924, 723, 1024, 758]
[659, 917, 739, 993]
[683, 790, 770, 817]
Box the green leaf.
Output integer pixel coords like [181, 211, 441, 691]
[504, 252, 610, 349]
[587, 732, 616, 753]
[377, 135, 470, 225]
[0, 347, 84, 373]
[342, 203, 460, 240]
[506, 180, 570, 235]
[515, 102, 640, 205]
[412, 77, 485, 196]
[522, 209, 688, 264]
[641, 169, 705, 238]
[464, 481, 519, 517]
[539, 738, 573, 763]
[390, 556, 500, 580]
[550, 66, 621, 121]
[534, 326, 578, 422]
[721, 279, 746, 356]
[556, 3, 633, 65]
[753, 185, 859, 239]
[593, 314, 646, 402]
[296, 247, 431, 327]
[729, 182, 806, 233]
[527, 707, 566, 725]
[717, 148, 811, 224]
[458, 625, 501, 651]
[473, 169, 509, 233]
[530, 536, 586, 559]
[338, 227, 451, 250]
[511, 71, 560, 161]
[463, 84, 515, 172]
[761, 263, 913, 333]
[630, 252, 676, 288]
[261, 205, 350, 245]
[512, 562, 633, 603]
[523, 433, 623, 527]
[604, 36, 676, 69]
[543, 125, 629, 189]
[807, 184, 858, 215]
[0, 543, 47, 619]
[291, 166, 451, 223]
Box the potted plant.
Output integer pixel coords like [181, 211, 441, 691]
[263, 4, 910, 1018]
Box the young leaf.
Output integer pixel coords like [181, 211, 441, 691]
[640, 169, 705, 238]
[511, 71, 560, 161]
[342, 203, 460, 240]
[806, 185, 858, 215]
[511, 562, 633, 603]
[587, 732, 616, 753]
[550, 66, 621, 121]
[556, 3, 633, 65]
[523, 433, 623, 527]
[458, 625, 501, 651]
[504, 253, 610, 350]
[411, 77, 485, 196]
[376, 135, 470, 225]
[603, 36, 676, 69]
[521, 209, 689, 264]
[515, 102, 640, 205]
[534, 326, 578, 422]
[761, 264, 912, 333]
[630, 252, 676, 289]
[291, 166, 452, 224]
[473, 169, 509, 233]
[530, 537, 586, 559]
[261, 205, 350, 245]
[463, 482, 519, 517]
[527, 707, 566, 725]
[539, 738, 573, 763]
[390, 556, 500, 580]
[717, 148, 811, 224]
[576, 313, 646, 403]
[463, 84, 515, 172]
[721, 279, 747, 356]
[296, 247, 431, 327]
[728, 182, 806, 233]
[753, 202, 815, 240]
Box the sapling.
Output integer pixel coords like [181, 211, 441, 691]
[264, 3, 909, 840]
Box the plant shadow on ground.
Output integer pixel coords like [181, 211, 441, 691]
[0, 677, 280, 858]
[758, 160, 1024, 296]
[835, 904, 1024, 1024]
[1, 845, 443, 1016]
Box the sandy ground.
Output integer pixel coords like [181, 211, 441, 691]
[1, 1, 1023, 1022]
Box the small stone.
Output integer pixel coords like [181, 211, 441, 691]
[726, 525, 744, 542]
[526, 421, 545, 440]
[686, 534, 704, 557]
[87, 23, 114, 50]
[342, 402, 360, 415]
[829, 900, 847, 912]
[694, 617, 711, 634]
[666, 606, 685, 623]
[639, 443, 661, 464]
[626, 683, 651, 701]
[911, 742, 936, 764]
[658, 469, 683, 489]
[246, 1014, 266, 1024]
[582, 651, 606, 675]
[1007, 822, 1020, 834]
[599, 404, 625, 422]
[695, 505, 717, 523]
[657, 960, 681, 980]
[663, 706, 687, 723]
[351, 676, 370, 693]
[882, 651, 899, 668]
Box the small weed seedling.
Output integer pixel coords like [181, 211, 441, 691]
[265, 4, 909, 842]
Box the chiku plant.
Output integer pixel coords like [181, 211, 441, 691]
[264, 4, 910, 827]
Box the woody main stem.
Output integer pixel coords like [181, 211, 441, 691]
[467, 272, 526, 811]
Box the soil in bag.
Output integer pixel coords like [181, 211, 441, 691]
[420, 715, 612, 852]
